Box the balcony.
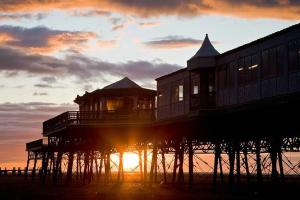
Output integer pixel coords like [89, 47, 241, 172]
[43, 110, 156, 135]
[26, 138, 48, 151]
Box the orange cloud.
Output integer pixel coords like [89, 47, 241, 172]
[0, 0, 299, 20]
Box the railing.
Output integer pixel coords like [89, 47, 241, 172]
[26, 139, 48, 151]
[43, 110, 156, 135]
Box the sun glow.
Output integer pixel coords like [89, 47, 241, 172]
[111, 152, 140, 172]
[123, 152, 139, 171]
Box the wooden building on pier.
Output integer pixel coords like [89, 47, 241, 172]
[26, 23, 300, 185]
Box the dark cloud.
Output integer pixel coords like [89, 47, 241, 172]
[0, 46, 182, 83]
[144, 36, 205, 49]
[0, 25, 96, 53]
[34, 84, 52, 88]
[41, 76, 57, 84]
[0, 0, 298, 19]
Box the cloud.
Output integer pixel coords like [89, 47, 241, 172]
[139, 21, 160, 28]
[34, 84, 53, 88]
[143, 36, 206, 49]
[41, 76, 57, 84]
[109, 17, 128, 31]
[0, 25, 97, 53]
[0, 12, 48, 21]
[109, 17, 123, 25]
[71, 9, 111, 17]
[0, 46, 182, 84]
[0, 102, 77, 164]
[112, 24, 125, 31]
[0, 0, 298, 20]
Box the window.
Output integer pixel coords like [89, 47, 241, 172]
[179, 85, 184, 101]
[95, 102, 98, 111]
[191, 73, 200, 95]
[276, 46, 284, 75]
[249, 54, 259, 81]
[262, 47, 277, 78]
[158, 85, 167, 107]
[262, 45, 285, 78]
[193, 85, 199, 95]
[172, 83, 184, 102]
[245, 56, 252, 84]
[238, 58, 245, 86]
[229, 62, 236, 88]
[289, 40, 299, 71]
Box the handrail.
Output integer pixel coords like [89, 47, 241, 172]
[43, 110, 156, 135]
[26, 139, 48, 150]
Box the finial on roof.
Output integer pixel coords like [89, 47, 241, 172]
[192, 34, 219, 58]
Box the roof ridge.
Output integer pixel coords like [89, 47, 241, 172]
[103, 77, 141, 89]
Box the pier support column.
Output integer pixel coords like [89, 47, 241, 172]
[83, 151, 89, 185]
[76, 153, 80, 181]
[89, 152, 94, 183]
[219, 152, 223, 184]
[213, 142, 221, 186]
[188, 139, 193, 187]
[172, 142, 179, 184]
[53, 151, 62, 185]
[270, 139, 279, 183]
[178, 143, 184, 184]
[104, 150, 111, 184]
[149, 142, 157, 187]
[143, 143, 147, 184]
[278, 151, 284, 182]
[66, 152, 74, 185]
[25, 152, 30, 179]
[243, 143, 250, 183]
[161, 148, 167, 184]
[255, 139, 263, 184]
[228, 142, 235, 185]
[138, 149, 143, 183]
[235, 142, 241, 185]
[32, 152, 38, 180]
[117, 150, 124, 183]
[98, 152, 103, 182]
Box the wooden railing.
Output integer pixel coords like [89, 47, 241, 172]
[43, 110, 156, 135]
[26, 139, 48, 151]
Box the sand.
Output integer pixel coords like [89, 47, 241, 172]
[0, 175, 299, 200]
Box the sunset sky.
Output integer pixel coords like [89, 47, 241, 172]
[0, 0, 299, 167]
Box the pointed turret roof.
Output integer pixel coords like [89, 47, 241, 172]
[192, 34, 219, 58]
[103, 77, 141, 89]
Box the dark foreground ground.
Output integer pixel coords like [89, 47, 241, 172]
[0, 175, 299, 200]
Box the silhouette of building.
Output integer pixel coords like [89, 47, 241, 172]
[26, 23, 300, 185]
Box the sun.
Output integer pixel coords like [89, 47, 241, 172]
[122, 152, 139, 171]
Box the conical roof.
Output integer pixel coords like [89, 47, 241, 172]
[192, 34, 219, 58]
[103, 77, 141, 89]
